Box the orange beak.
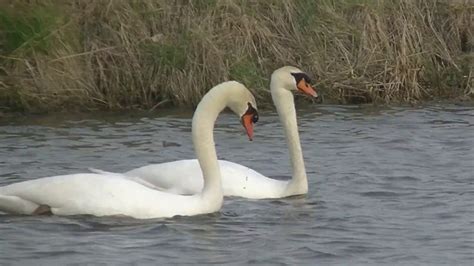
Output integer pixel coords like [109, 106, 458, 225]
[241, 114, 254, 141]
[297, 79, 318, 98]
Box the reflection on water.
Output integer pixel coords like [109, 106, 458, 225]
[0, 104, 473, 264]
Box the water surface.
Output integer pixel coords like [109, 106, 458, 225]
[0, 104, 473, 265]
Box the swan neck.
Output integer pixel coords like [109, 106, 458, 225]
[271, 86, 308, 193]
[192, 92, 225, 203]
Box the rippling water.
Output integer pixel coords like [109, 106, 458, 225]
[0, 104, 473, 265]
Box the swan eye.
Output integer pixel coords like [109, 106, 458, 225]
[291, 72, 312, 85]
[243, 102, 258, 123]
[252, 114, 259, 123]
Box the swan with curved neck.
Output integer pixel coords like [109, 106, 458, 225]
[0, 81, 258, 218]
[94, 66, 317, 199]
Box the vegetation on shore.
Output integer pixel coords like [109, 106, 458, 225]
[0, 0, 472, 113]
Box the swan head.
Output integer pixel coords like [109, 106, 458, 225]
[240, 102, 259, 141]
[271, 66, 318, 98]
[228, 83, 258, 141]
[216, 81, 259, 141]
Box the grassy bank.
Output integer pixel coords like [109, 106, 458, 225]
[0, 0, 472, 113]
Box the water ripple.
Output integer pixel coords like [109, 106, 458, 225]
[0, 104, 473, 264]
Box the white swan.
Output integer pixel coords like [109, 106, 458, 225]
[0, 81, 258, 219]
[95, 66, 317, 199]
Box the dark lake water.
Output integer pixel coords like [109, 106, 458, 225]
[0, 104, 473, 265]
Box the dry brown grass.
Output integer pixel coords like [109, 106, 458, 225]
[0, 0, 472, 112]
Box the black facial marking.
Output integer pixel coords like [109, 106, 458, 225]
[291, 72, 312, 84]
[244, 102, 259, 123]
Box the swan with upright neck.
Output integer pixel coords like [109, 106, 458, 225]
[95, 66, 317, 199]
[0, 81, 258, 218]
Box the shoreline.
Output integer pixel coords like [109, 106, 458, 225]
[1, 1, 472, 113]
[1, 99, 473, 121]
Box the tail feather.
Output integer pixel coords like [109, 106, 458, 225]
[0, 195, 39, 215]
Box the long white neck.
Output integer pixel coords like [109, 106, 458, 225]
[192, 89, 227, 207]
[271, 84, 308, 195]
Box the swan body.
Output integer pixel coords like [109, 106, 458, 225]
[123, 159, 290, 198]
[0, 174, 208, 218]
[0, 81, 258, 218]
[99, 66, 317, 199]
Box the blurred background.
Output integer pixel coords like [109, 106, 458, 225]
[0, 0, 472, 114]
